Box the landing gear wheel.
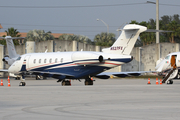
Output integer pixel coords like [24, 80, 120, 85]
[61, 80, 71, 86]
[84, 80, 93, 85]
[167, 80, 173, 84]
[19, 82, 26, 86]
[36, 75, 41, 80]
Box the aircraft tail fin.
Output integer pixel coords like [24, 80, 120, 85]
[102, 24, 147, 55]
[0, 36, 25, 58]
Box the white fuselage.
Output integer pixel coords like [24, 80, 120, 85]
[8, 51, 132, 79]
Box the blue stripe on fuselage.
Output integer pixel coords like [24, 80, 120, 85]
[30, 65, 110, 79]
[28, 58, 128, 79]
[29, 58, 128, 71]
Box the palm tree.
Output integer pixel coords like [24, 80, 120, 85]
[5, 27, 21, 45]
[59, 34, 92, 44]
[94, 32, 115, 47]
[138, 21, 156, 45]
[26, 30, 54, 42]
[5, 27, 20, 37]
[167, 21, 180, 43]
[44, 31, 54, 40]
[129, 21, 156, 46]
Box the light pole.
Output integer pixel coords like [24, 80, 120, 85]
[116, 22, 127, 37]
[147, 0, 159, 43]
[147, 0, 160, 60]
[97, 19, 109, 34]
[139, 47, 143, 71]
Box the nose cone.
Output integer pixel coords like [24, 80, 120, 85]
[8, 63, 19, 73]
[8, 65, 15, 73]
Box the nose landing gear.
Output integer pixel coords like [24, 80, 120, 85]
[167, 80, 173, 84]
[19, 82, 26, 86]
[19, 75, 26, 86]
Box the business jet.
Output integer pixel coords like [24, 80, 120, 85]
[155, 52, 180, 84]
[0, 24, 164, 86]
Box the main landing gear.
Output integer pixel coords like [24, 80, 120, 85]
[61, 80, 71, 86]
[57, 79, 71, 86]
[58, 78, 94, 86]
[84, 78, 93, 85]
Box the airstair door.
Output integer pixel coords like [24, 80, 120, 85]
[170, 55, 177, 69]
[24, 55, 31, 70]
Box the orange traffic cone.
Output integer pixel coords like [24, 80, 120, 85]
[160, 79, 162, 85]
[156, 78, 159, 85]
[8, 76, 10, 81]
[147, 78, 151, 84]
[1, 79, 4, 86]
[8, 79, 11, 87]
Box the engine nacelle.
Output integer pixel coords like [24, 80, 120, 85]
[2, 56, 9, 64]
[72, 52, 104, 65]
[2, 55, 15, 65]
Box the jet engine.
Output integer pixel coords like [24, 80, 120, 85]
[2, 55, 9, 64]
[72, 52, 104, 65]
[2, 55, 15, 65]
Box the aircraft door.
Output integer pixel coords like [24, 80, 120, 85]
[170, 55, 177, 69]
[24, 55, 31, 70]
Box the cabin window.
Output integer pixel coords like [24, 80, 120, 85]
[49, 59, 52, 63]
[39, 59, 41, 63]
[55, 58, 58, 63]
[44, 59, 47, 63]
[33, 59, 36, 63]
[61, 58, 63, 63]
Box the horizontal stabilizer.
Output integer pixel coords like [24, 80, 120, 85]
[146, 29, 173, 32]
[116, 29, 173, 33]
[0, 69, 8, 72]
[0, 36, 25, 39]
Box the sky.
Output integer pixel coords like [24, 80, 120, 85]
[0, 0, 180, 40]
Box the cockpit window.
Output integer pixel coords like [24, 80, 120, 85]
[16, 57, 21, 61]
[165, 55, 170, 60]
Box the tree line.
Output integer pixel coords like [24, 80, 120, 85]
[132, 14, 180, 46]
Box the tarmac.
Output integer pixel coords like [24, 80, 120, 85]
[0, 77, 180, 120]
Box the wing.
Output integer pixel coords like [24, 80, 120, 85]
[29, 71, 74, 80]
[0, 69, 8, 72]
[95, 71, 153, 79]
